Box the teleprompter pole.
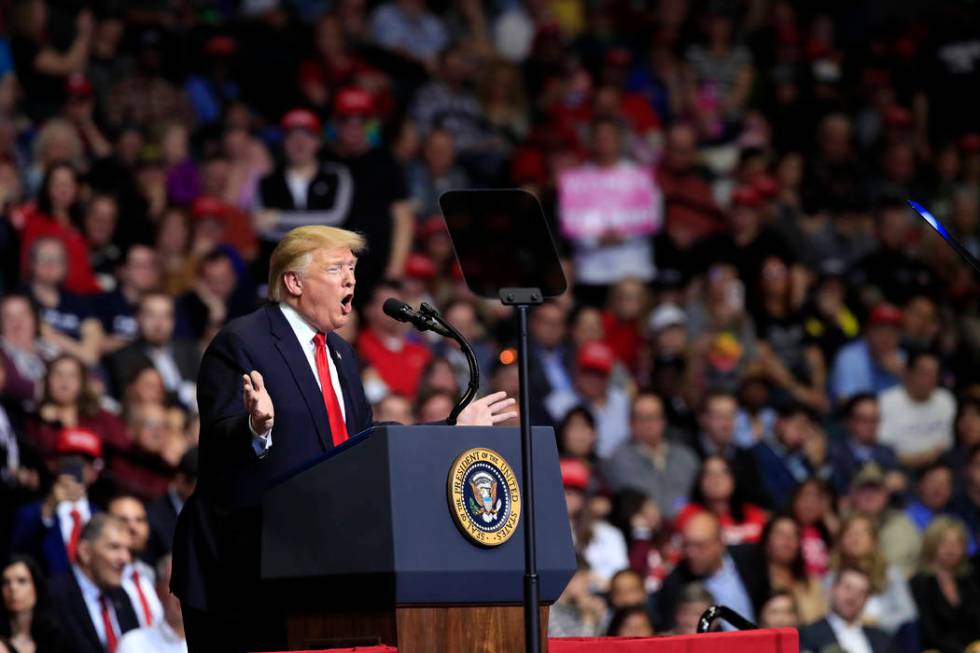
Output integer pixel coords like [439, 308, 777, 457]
[502, 287, 543, 653]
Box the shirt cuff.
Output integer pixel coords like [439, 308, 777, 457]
[248, 418, 273, 458]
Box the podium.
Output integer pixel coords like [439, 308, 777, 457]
[261, 425, 576, 652]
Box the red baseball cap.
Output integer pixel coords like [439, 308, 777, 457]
[66, 73, 93, 98]
[868, 303, 903, 328]
[731, 186, 763, 209]
[560, 458, 590, 491]
[56, 427, 103, 459]
[577, 341, 614, 375]
[333, 87, 374, 117]
[416, 215, 447, 240]
[960, 133, 980, 153]
[404, 253, 436, 280]
[281, 108, 322, 133]
[191, 196, 227, 220]
[205, 35, 236, 57]
[752, 176, 779, 200]
[883, 105, 912, 129]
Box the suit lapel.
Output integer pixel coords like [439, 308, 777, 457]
[67, 573, 104, 652]
[266, 304, 330, 450]
[110, 587, 139, 633]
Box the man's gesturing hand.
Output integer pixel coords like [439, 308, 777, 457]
[455, 391, 518, 426]
[243, 370, 274, 433]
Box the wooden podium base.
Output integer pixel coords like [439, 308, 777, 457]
[286, 605, 550, 652]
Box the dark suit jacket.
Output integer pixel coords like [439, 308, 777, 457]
[10, 501, 101, 576]
[48, 570, 139, 653]
[145, 490, 180, 565]
[104, 338, 201, 400]
[171, 303, 372, 615]
[653, 543, 767, 631]
[909, 572, 980, 653]
[799, 617, 893, 653]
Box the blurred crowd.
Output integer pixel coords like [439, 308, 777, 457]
[1, 0, 980, 651]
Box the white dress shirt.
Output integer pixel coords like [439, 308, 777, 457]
[117, 620, 187, 653]
[73, 566, 121, 648]
[827, 612, 873, 653]
[121, 560, 164, 628]
[56, 498, 91, 545]
[249, 303, 348, 456]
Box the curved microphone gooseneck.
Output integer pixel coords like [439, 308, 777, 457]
[417, 302, 480, 425]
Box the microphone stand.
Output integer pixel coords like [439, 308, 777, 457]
[417, 303, 480, 426]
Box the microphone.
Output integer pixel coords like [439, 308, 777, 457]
[382, 297, 480, 425]
[382, 298, 452, 337]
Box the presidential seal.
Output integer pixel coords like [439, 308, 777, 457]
[447, 447, 522, 547]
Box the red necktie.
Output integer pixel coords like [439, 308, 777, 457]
[131, 568, 153, 626]
[67, 509, 82, 563]
[99, 594, 118, 653]
[313, 333, 349, 446]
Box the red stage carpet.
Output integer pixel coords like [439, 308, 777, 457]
[280, 627, 800, 652]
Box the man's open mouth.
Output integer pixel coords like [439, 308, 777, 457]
[340, 293, 354, 314]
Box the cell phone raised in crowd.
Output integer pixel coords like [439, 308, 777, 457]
[59, 457, 86, 483]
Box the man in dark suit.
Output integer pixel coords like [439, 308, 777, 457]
[800, 567, 894, 653]
[104, 292, 200, 407]
[145, 447, 197, 565]
[11, 428, 103, 575]
[48, 513, 140, 653]
[653, 512, 766, 632]
[171, 225, 516, 652]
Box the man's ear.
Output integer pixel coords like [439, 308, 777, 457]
[283, 271, 303, 297]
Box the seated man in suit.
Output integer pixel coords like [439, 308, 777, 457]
[48, 513, 140, 653]
[10, 427, 103, 575]
[172, 226, 516, 653]
[800, 566, 893, 653]
[653, 512, 766, 631]
[827, 393, 902, 495]
[105, 292, 200, 409]
[109, 494, 164, 628]
[146, 447, 197, 565]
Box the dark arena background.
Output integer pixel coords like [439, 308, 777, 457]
[1, 0, 980, 651]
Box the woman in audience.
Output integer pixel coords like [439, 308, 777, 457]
[758, 589, 800, 629]
[0, 555, 70, 653]
[24, 354, 127, 458]
[674, 455, 768, 544]
[606, 604, 656, 637]
[0, 295, 45, 414]
[18, 163, 100, 295]
[609, 489, 675, 593]
[790, 477, 836, 576]
[828, 513, 917, 637]
[548, 556, 607, 638]
[557, 405, 598, 465]
[761, 514, 827, 624]
[910, 516, 980, 652]
[563, 458, 629, 590]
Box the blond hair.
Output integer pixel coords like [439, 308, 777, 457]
[918, 515, 971, 576]
[267, 226, 366, 301]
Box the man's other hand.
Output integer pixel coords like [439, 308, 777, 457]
[455, 391, 518, 426]
[243, 371, 274, 433]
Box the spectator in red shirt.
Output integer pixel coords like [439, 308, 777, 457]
[673, 455, 769, 545]
[18, 163, 100, 295]
[602, 278, 648, 375]
[356, 282, 432, 399]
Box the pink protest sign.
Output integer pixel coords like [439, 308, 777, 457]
[558, 163, 661, 238]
